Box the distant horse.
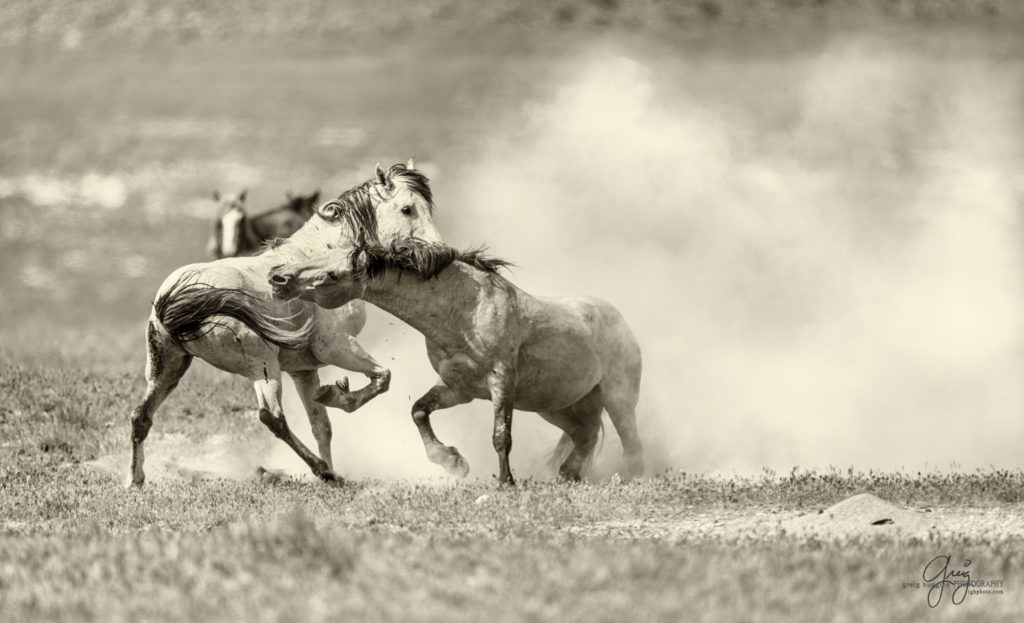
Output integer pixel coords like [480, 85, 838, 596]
[268, 239, 645, 485]
[130, 161, 440, 485]
[207, 189, 321, 259]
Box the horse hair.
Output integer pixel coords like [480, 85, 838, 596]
[313, 164, 434, 247]
[352, 239, 513, 282]
[154, 271, 313, 350]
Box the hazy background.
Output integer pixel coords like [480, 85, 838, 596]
[2, 1, 1023, 480]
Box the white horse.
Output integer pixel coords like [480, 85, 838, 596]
[268, 239, 644, 486]
[130, 161, 440, 485]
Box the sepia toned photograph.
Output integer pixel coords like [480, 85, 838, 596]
[1, 1, 1022, 620]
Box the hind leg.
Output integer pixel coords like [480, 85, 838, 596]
[130, 320, 193, 487]
[249, 360, 337, 482]
[600, 378, 644, 479]
[313, 335, 391, 413]
[288, 369, 334, 471]
[545, 432, 574, 474]
[539, 387, 604, 482]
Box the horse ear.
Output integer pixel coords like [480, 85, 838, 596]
[406, 157, 415, 170]
[212, 190, 221, 202]
[310, 190, 321, 203]
[239, 189, 248, 202]
[375, 163, 395, 192]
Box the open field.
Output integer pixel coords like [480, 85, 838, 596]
[3, 2, 1024, 620]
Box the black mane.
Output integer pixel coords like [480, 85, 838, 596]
[353, 239, 512, 281]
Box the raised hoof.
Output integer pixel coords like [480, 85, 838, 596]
[438, 448, 470, 478]
[314, 378, 357, 411]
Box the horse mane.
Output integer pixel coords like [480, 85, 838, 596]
[353, 239, 512, 282]
[258, 237, 287, 254]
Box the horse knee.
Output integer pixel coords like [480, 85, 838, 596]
[492, 430, 512, 454]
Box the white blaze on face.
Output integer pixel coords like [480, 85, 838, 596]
[219, 208, 244, 257]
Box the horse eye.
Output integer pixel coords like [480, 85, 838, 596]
[401, 206, 413, 216]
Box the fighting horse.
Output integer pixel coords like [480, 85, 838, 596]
[130, 161, 440, 485]
[267, 237, 645, 485]
[207, 189, 321, 259]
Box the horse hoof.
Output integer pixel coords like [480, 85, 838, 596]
[558, 469, 582, 483]
[442, 449, 470, 478]
[318, 471, 344, 485]
[314, 381, 357, 411]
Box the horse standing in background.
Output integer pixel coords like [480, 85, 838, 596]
[130, 162, 439, 485]
[207, 189, 321, 259]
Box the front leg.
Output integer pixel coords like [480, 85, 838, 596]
[488, 362, 517, 486]
[411, 382, 472, 477]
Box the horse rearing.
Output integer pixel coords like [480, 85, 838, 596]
[130, 161, 440, 485]
[269, 238, 645, 485]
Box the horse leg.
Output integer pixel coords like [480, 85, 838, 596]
[288, 369, 333, 471]
[546, 431, 574, 474]
[130, 320, 193, 487]
[410, 382, 472, 477]
[539, 387, 604, 482]
[250, 361, 337, 482]
[487, 363, 517, 486]
[313, 335, 391, 413]
[600, 377, 644, 480]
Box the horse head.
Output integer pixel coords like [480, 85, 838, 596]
[207, 189, 248, 259]
[268, 159, 441, 305]
[285, 189, 321, 220]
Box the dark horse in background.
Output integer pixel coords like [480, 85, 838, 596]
[207, 189, 321, 259]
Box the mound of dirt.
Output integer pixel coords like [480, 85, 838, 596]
[785, 493, 935, 538]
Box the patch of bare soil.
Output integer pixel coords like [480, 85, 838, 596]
[83, 432, 282, 483]
[567, 493, 1024, 542]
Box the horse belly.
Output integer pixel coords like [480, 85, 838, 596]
[512, 345, 603, 412]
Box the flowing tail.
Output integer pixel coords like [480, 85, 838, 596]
[154, 271, 313, 350]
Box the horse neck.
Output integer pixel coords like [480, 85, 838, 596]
[233, 214, 264, 253]
[361, 263, 490, 346]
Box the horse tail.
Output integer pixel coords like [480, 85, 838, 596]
[154, 271, 313, 350]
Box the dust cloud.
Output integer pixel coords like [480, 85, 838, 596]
[270, 34, 1024, 480]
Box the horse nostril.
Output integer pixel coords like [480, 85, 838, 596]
[326, 271, 338, 281]
[269, 273, 291, 286]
